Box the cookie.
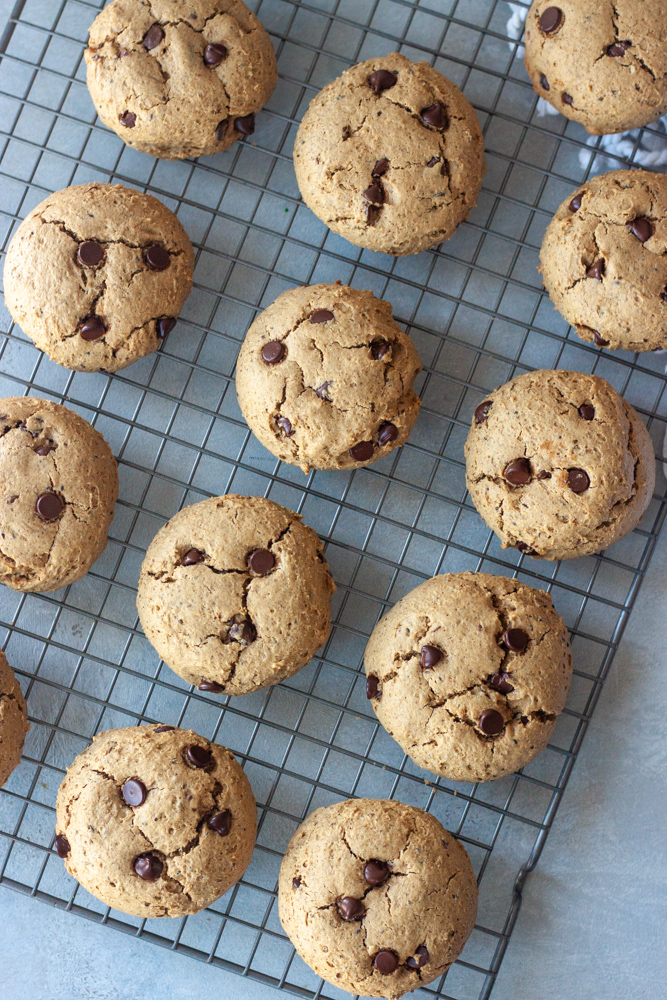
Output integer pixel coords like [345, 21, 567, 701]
[465, 370, 656, 561]
[4, 183, 194, 373]
[365, 573, 572, 783]
[235, 283, 422, 473]
[0, 651, 29, 787]
[85, 0, 277, 160]
[293, 53, 486, 256]
[540, 169, 667, 353]
[524, 2, 667, 134]
[54, 724, 256, 918]
[278, 798, 477, 998]
[0, 397, 118, 592]
[136, 494, 335, 696]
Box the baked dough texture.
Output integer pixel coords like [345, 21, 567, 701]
[0, 397, 118, 592]
[465, 370, 655, 561]
[278, 798, 478, 998]
[540, 169, 667, 353]
[85, 0, 278, 160]
[524, 1, 667, 135]
[136, 494, 335, 695]
[0, 651, 29, 787]
[293, 53, 486, 256]
[365, 573, 572, 783]
[235, 283, 422, 473]
[4, 183, 194, 373]
[55, 725, 256, 918]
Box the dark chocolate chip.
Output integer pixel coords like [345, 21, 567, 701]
[592, 330, 610, 347]
[539, 6, 563, 32]
[184, 744, 213, 769]
[234, 115, 255, 135]
[366, 673, 380, 699]
[7, 496, 18, 504]
[133, 854, 163, 881]
[521, 715, 529, 725]
[540, 73, 550, 91]
[119, 111, 136, 128]
[154, 725, 174, 732]
[568, 468, 590, 493]
[182, 548, 205, 565]
[36, 492, 63, 522]
[586, 258, 605, 280]
[569, 193, 583, 212]
[372, 158, 390, 176]
[516, 541, 537, 555]
[275, 415, 292, 436]
[338, 896, 365, 921]
[368, 69, 397, 94]
[562, 92, 573, 105]
[662, 289, 667, 303]
[157, 317, 176, 339]
[292, 877, 301, 889]
[421, 645, 443, 670]
[503, 628, 529, 653]
[578, 404, 595, 420]
[54, 834, 70, 858]
[406, 946, 429, 970]
[78, 241, 104, 266]
[198, 680, 224, 693]
[248, 548, 276, 575]
[374, 950, 399, 975]
[364, 859, 390, 885]
[474, 401, 492, 424]
[629, 217, 653, 243]
[366, 204, 381, 226]
[363, 182, 384, 205]
[490, 672, 514, 694]
[80, 316, 106, 341]
[608, 40, 631, 56]
[316, 382, 332, 400]
[208, 810, 232, 836]
[350, 440, 374, 462]
[377, 421, 398, 446]
[537, 470, 551, 480]
[122, 779, 147, 807]
[371, 339, 390, 360]
[311, 309, 334, 324]
[227, 620, 256, 645]
[35, 443, 56, 456]
[261, 341, 285, 365]
[215, 120, 228, 142]
[479, 708, 504, 735]
[426, 156, 440, 167]
[145, 244, 170, 271]
[203, 43, 228, 66]
[504, 458, 532, 486]
[143, 24, 164, 50]
[420, 102, 447, 129]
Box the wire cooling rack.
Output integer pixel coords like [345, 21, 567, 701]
[0, 1, 666, 998]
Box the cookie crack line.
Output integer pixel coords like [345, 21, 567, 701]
[36, 214, 184, 256]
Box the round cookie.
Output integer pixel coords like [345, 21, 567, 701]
[0, 651, 29, 787]
[278, 798, 478, 998]
[54, 725, 256, 918]
[136, 495, 335, 695]
[0, 397, 118, 592]
[236, 284, 422, 473]
[293, 53, 486, 256]
[364, 573, 572, 783]
[465, 370, 656, 561]
[4, 183, 194, 373]
[540, 169, 667, 353]
[85, 0, 277, 160]
[524, 2, 667, 135]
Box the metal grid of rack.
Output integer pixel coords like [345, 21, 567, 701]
[0, 1, 665, 998]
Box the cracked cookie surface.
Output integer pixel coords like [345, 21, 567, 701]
[236, 283, 422, 473]
[465, 370, 655, 561]
[364, 573, 572, 783]
[136, 494, 335, 695]
[0, 397, 118, 592]
[293, 53, 486, 256]
[524, 1, 667, 134]
[0, 651, 29, 787]
[55, 724, 256, 918]
[540, 169, 667, 353]
[4, 183, 194, 372]
[85, 0, 277, 160]
[278, 798, 477, 998]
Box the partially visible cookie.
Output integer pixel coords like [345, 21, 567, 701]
[85, 0, 277, 160]
[54, 725, 256, 918]
[525, 2, 667, 134]
[293, 53, 486, 256]
[365, 573, 572, 783]
[464, 370, 656, 561]
[136, 495, 335, 696]
[236, 283, 422, 473]
[0, 651, 29, 787]
[4, 183, 194, 372]
[279, 798, 478, 999]
[0, 397, 118, 592]
[540, 169, 667, 353]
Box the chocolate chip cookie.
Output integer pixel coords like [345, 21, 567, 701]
[525, 2, 667, 134]
[54, 724, 256, 917]
[235, 283, 422, 473]
[465, 370, 656, 561]
[279, 798, 477, 998]
[85, 0, 278, 160]
[365, 573, 572, 783]
[540, 169, 667, 353]
[293, 53, 486, 256]
[4, 183, 194, 372]
[136, 494, 335, 696]
[0, 651, 29, 787]
[0, 397, 118, 592]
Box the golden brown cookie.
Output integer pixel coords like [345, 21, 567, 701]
[0, 651, 29, 788]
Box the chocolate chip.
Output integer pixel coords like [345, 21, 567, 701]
[203, 43, 227, 66]
[7, 496, 17, 504]
[537, 470, 551, 480]
[562, 92, 573, 105]
[539, 6, 563, 32]
[368, 69, 397, 94]
[227, 620, 256, 645]
[569, 193, 583, 212]
[36, 492, 63, 522]
[479, 708, 504, 735]
[350, 440, 374, 462]
[234, 115, 255, 135]
[629, 217, 653, 243]
[157, 317, 176, 339]
[371, 339, 390, 360]
[372, 158, 389, 177]
[426, 156, 440, 167]
[516, 541, 537, 555]
[420, 103, 447, 129]
[35, 443, 56, 456]
[406, 946, 429, 970]
[54, 834, 70, 858]
[374, 950, 399, 975]
[578, 404, 595, 420]
[586, 258, 605, 280]
[474, 401, 492, 424]
[363, 182, 384, 205]
[568, 468, 590, 493]
[261, 341, 285, 365]
[608, 40, 630, 56]
[145, 244, 170, 271]
[78, 241, 104, 266]
[366, 204, 381, 226]
[122, 779, 147, 807]
[248, 548, 276, 575]
[504, 458, 532, 486]
[133, 854, 163, 881]
[143, 23, 164, 50]
[503, 628, 529, 653]
[182, 548, 205, 565]
[275, 415, 292, 437]
[592, 330, 610, 347]
[119, 111, 136, 128]
[154, 725, 174, 733]
[310, 309, 334, 324]
[377, 421, 398, 446]
[316, 382, 331, 400]
[338, 896, 365, 921]
[662, 289, 667, 303]
[80, 316, 106, 341]
[292, 877, 301, 889]
[540, 73, 550, 91]
[421, 645, 443, 669]
[490, 672, 514, 694]
[198, 680, 224, 693]
[208, 810, 232, 836]
[184, 744, 213, 769]
[364, 859, 390, 885]
[366, 673, 380, 699]
[215, 120, 228, 142]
